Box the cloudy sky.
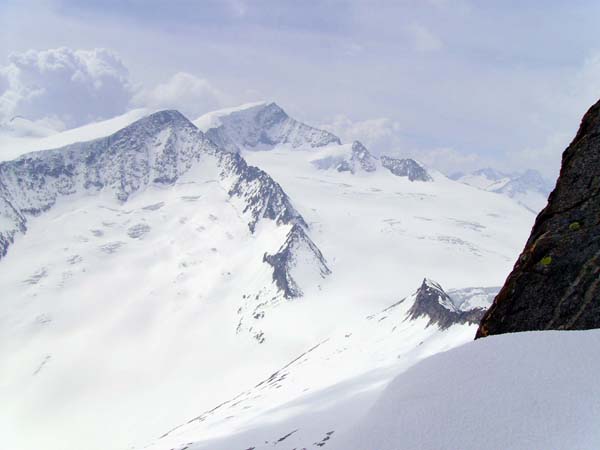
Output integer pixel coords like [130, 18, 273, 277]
[1, 0, 600, 177]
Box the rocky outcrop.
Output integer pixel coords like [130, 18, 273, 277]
[263, 224, 331, 298]
[408, 279, 487, 330]
[380, 156, 432, 181]
[219, 151, 307, 232]
[476, 99, 600, 338]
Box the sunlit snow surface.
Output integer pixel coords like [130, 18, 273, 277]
[0, 110, 537, 450]
[144, 145, 536, 450]
[172, 330, 600, 450]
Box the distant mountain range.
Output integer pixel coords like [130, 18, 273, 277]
[450, 167, 553, 213]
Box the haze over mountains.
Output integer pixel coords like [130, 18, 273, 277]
[1, 102, 552, 215]
[451, 168, 554, 213]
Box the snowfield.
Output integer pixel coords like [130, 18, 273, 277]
[165, 330, 600, 450]
[0, 104, 543, 450]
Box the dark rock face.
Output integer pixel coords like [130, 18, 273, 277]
[476, 99, 600, 338]
[380, 156, 432, 182]
[408, 279, 486, 330]
[221, 152, 307, 232]
[263, 224, 331, 298]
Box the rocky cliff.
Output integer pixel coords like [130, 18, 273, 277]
[476, 100, 600, 337]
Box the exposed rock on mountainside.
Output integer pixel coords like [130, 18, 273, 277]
[263, 224, 331, 298]
[380, 155, 433, 182]
[477, 99, 600, 338]
[201, 102, 341, 153]
[310, 145, 432, 181]
[408, 278, 487, 329]
[221, 151, 307, 232]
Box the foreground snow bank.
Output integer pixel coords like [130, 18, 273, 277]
[336, 329, 600, 450]
[160, 330, 600, 450]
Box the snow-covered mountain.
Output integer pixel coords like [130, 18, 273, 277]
[195, 103, 434, 182]
[0, 103, 536, 450]
[406, 278, 488, 329]
[194, 101, 341, 153]
[451, 168, 553, 213]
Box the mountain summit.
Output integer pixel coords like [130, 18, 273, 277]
[195, 102, 341, 152]
[407, 278, 487, 329]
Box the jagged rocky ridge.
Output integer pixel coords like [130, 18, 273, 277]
[0, 110, 328, 299]
[310, 140, 432, 181]
[407, 279, 487, 329]
[203, 102, 341, 153]
[477, 99, 600, 337]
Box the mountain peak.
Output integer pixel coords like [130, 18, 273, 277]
[196, 102, 341, 153]
[380, 155, 433, 182]
[408, 278, 486, 329]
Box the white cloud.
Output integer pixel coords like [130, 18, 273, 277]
[509, 131, 571, 179]
[321, 115, 405, 153]
[0, 48, 233, 130]
[133, 72, 226, 118]
[408, 147, 500, 176]
[322, 115, 504, 175]
[0, 47, 132, 128]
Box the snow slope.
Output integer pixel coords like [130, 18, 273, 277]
[142, 281, 491, 450]
[0, 108, 150, 161]
[337, 329, 600, 450]
[0, 110, 330, 450]
[241, 146, 533, 293]
[134, 104, 538, 450]
[172, 330, 600, 450]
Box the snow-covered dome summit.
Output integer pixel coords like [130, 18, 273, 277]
[194, 101, 341, 153]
